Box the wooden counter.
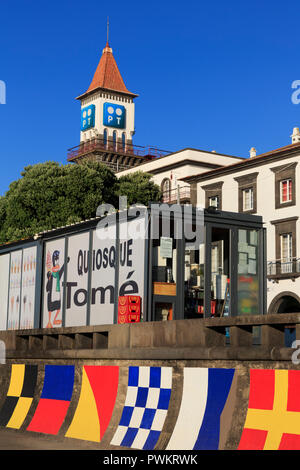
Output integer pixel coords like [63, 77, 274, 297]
[153, 282, 176, 296]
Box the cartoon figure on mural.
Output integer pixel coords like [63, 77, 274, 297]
[46, 250, 69, 328]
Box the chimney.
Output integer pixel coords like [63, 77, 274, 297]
[249, 147, 257, 158]
[291, 127, 300, 144]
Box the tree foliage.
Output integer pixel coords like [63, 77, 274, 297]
[0, 162, 161, 244]
[117, 171, 162, 207]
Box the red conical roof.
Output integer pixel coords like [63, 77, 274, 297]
[78, 43, 137, 99]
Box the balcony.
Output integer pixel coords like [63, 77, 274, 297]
[162, 186, 191, 204]
[267, 258, 300, 281]
[67, 137, 170, 162]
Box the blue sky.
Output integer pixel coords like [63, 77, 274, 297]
[1, 0, 300, 194]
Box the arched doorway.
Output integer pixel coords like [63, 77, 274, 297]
[268, 292, 300, 346]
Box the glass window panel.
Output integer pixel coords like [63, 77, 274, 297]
[280, 233, 292, 273]
[243, 188, 253, 211]
[237, 229, 259, 315]
[210, 227, 230, 317]
[152, 215, 177, 321]
[184, 242, 205, 319]
[280, 179, 292, 203]
[209, 196, 219, 208]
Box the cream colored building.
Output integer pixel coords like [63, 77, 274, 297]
[118, 127, 300, 316]
[180, 128, 300, 315]
[117, 147, 244, 204]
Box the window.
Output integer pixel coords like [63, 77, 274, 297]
[281, 233, 293, 273]
[270, 216, 298, 278]
[103, 129, 108, 148]
[122, 133, 126, 151]
[161, 178, 171, 203]
[113, 131, 117, 151]
[208, 195, 219, 208]
[202, 182, 223, 210]
[280, 179, 292, 204]
[234, 172, 258, 214]
[243, 188, 254, 211]
[271, 162, 297, 209]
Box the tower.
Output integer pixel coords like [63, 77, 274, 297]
[67, 39, 158, 171]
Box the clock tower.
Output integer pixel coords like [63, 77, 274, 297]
[67, 40, 156, 171]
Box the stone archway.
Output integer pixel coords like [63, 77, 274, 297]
[268, 291, 300, 314]
[268, 291, 300, 347]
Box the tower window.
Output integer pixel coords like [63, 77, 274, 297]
[113, 131, 117, 150]
[103, 128, 108, 148]
[122, 133, 126, 151]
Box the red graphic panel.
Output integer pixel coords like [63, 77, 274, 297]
[238, 428, 268, 450]
[279, 433, 300, 450]
[287, 371, 300, 412]
[84, 366, 119, 439]
[118, 296, 141, 323]
[248, 369, 275, 410]
[27, 399, 70, 435]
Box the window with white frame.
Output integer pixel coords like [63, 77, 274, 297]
[208, 195, 219, 208]
[280, 179, 292, 204]
[242, 188, 254, 211]
[280, 232, 293, 273]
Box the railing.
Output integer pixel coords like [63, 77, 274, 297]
[2, 313, 300, 360]
[267, 258, 300, 277]
[162, 186, 191, 204]
[67, 137, 171, 161]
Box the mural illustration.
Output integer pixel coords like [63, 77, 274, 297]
[238, 369, 300, 450]
[45, 250, 69, 328]
[66, 366, 119, 442]
[1, 365, 300, 450]
[27, 365, 74, 435]
[0, 364, 38, 429]
[7, 250, 22, 330]
[20, 246, 37, 329]
[111, 366, 172, 450]
[167, 367, 235, 450]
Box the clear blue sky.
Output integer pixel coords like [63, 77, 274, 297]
[1, 0, 300, 194]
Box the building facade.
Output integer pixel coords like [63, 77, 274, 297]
[180, 129, 300, 315]
[67, 36, 300, 318]
[117, 148, 245, 204]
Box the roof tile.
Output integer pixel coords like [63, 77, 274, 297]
[85, 43, 134, 96]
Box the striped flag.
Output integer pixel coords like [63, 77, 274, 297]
[167, 368, 235, 450]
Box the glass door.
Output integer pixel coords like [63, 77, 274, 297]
[210, 227, 230, 317]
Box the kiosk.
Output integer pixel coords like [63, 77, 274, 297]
[0, 205, 266, 330]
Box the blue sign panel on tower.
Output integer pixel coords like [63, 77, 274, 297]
[81, 105, 95, 131]
[103, 102, 126, 129]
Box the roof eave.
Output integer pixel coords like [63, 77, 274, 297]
[180, 142, 300, 183]
[76, 86, 139, 101]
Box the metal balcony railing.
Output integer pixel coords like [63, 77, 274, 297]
[67, 137, 170, 161]
[267, 258, 300, 277]
[162, 186, 191, 204]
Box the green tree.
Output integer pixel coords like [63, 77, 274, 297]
[0, 162, 161, 244]
[0, 161, 118, 243]
[116, 171, 162, 207]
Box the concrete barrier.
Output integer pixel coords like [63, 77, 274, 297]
[1, 317, 300, 450]
[0, 360, 300, 450]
